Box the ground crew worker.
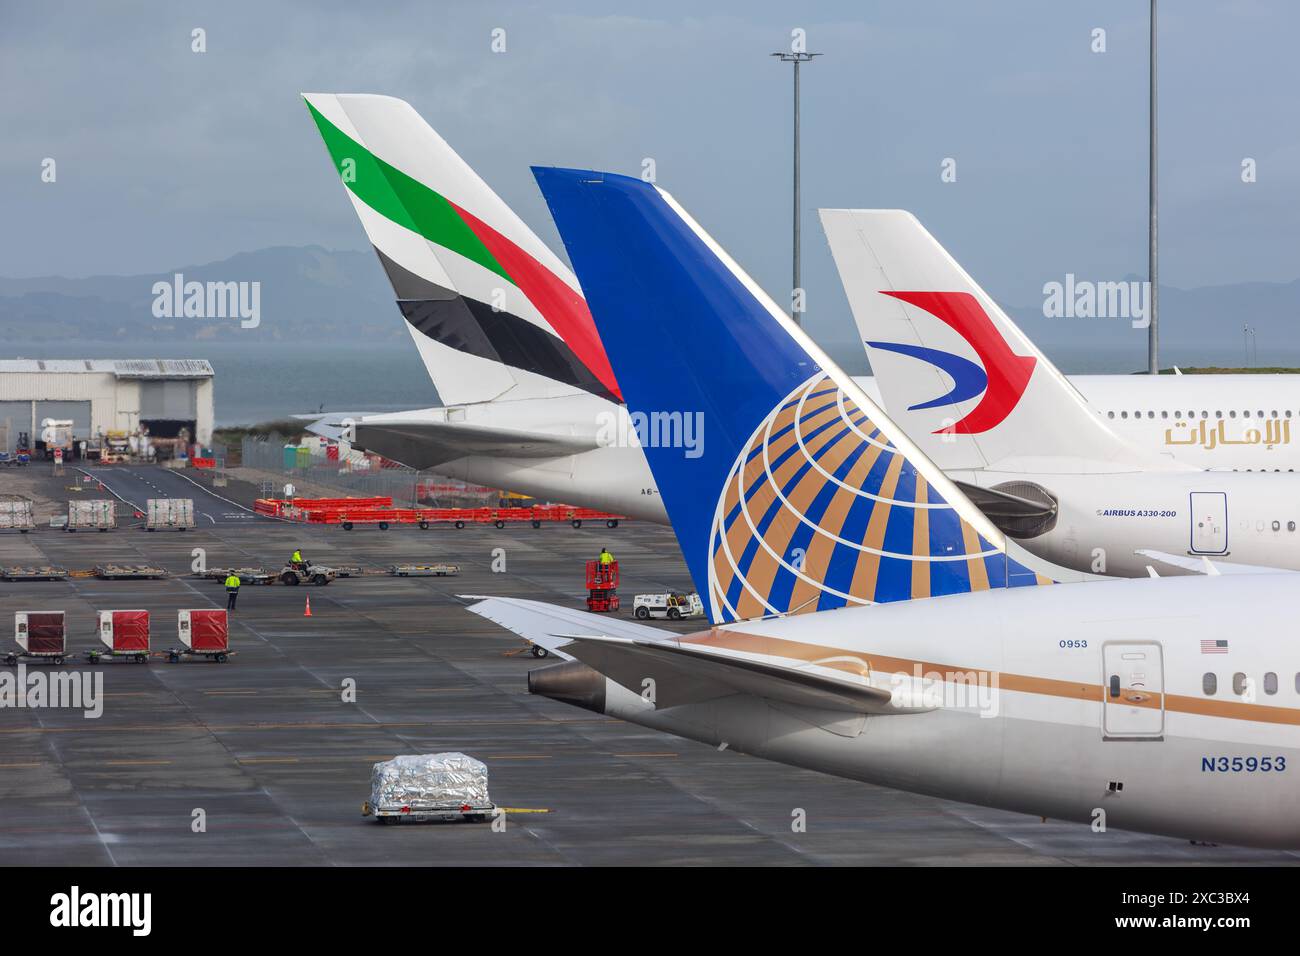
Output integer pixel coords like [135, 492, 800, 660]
[598, 547, 614, 566]
[291, 548, 305, 570]
[224, 573, 241, 611]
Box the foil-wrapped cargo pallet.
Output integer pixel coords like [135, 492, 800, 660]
[363, 753, 495, 823]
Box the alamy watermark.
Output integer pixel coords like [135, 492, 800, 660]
[151, 273, 261, 328]
[1, 663, 103, 718]
[595, 409, 705, 459]
[1042, 274, 1150, 329]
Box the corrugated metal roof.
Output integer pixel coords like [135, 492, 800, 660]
[0, 359, 213, 378]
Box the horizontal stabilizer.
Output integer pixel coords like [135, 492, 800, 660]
[1135, 549, 1293, 576]
[463, 596, 673, 660]
[347, 415, 598, 470]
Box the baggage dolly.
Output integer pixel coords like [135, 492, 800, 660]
[6, 611, 67, 665]
[86, 610, 151, 664]
[362, 801, 498, 824]
[165, 609, 232, 663]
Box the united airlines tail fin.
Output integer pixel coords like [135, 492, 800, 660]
[819, 209, 1176, 474]
[303, 93, 619, 407]
[534, 168, 1088, 625]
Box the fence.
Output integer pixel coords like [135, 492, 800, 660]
[238, 436, 497, 508]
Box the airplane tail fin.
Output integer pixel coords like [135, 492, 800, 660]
[302, 93, 619, 407]
[819, 209, 1170, 473]
[534, 168, 1087, 625]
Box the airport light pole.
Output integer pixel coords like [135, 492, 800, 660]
[1148, 0, 1160, 374]
[771, 49, 821, 326]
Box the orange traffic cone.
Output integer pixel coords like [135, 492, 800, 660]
[304, 595, 312, 617]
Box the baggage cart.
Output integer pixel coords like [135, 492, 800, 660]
[7, 611, 66, 665]
[87, 609, 150, 663]
[167, 609, 231, 662]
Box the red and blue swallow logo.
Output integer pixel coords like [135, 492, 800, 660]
[867, 290, 1036, 435]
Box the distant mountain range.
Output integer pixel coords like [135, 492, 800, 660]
[0, 246, 399, 344]
[2, 246, 1298, 366]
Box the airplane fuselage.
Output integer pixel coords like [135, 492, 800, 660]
[377, 375, 1300, 571]
[563, 574, 1300, 848]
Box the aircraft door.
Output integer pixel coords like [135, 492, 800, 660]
[1101, 641, 1165, 740]
[1189, 491, 1227, 554]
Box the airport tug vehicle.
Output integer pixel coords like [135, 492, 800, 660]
[7, 611, 66, 665]
[275, 561, 339, 586]
[86, 610, 150, 664]
[632, 592, 704, 620]
[167, 609, 232, 663]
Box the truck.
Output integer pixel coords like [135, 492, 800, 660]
[633, 592, 705, 620]
[39, 418, 74, 460]
[67, 499, 117, 532]
[146, 498, 194, 531]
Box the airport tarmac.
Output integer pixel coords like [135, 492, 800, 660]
[0, 464, 1295, 866]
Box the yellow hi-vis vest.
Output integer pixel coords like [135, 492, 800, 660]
[225, 575, 241, 588]
[599, 552, 613, 565]
[292, 551, 302, 563]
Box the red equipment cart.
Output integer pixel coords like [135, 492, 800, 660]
[169, 609, 231, 663]
[88, 609, 150, 663]
[8, 611, 66, 665]
[586, 560, 620, 612]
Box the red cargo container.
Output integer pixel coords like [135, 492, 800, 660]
[13, 611, 65, 656]
[179, 609, 228, 651]
[99, 610, 150, 653]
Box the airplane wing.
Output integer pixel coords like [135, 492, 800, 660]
[462, 596, 673, 661]
[1135, 549, 1292, 576]
[558, 634, 900, 712]
[464, 597, 909, 716]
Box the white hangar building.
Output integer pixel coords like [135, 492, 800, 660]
[0, 359, 214, 453]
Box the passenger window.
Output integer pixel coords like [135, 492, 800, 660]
[1174, 410, 1182, 419]
[1243, 410, 1250, 418]
[1203, 672, 1217, 695]
[1161, 410, 1168, 419]
[1121, 411, 1128, 419]
[1148, 411, 1155, 419]
[1232, 672, 1248, 696]
[1107, 411, 1115, 419]
[1265, 672, 1278, 695]
[1215, 411, 1222, 419]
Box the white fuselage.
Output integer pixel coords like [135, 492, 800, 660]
[375, 374, 1300, 573]
[584, 574, 1300, 848]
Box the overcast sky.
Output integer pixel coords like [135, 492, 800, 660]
[3, 0, 1297, 351]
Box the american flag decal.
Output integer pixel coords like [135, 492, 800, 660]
[1201, 639, 1229, 654]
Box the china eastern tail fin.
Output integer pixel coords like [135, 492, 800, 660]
[819, 209, 1177, 474]
[302, 93, 619, 407]
[534, 168, 1087, 625]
